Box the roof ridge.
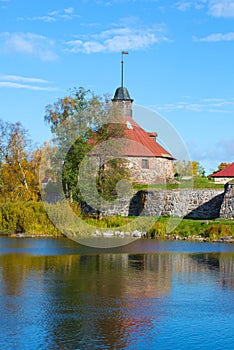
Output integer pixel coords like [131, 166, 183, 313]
[212, 162, 234, 177]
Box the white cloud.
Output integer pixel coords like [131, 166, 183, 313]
[174, 1, 207, 11]
[175, 0, 234, 18]
[189, 137, 234, 169]
[64, 7, 75, 14]
[194, 32, 234, 42]
[151, 97, 234, 113]
[175, 1, 193, 11]
[18, 7, 79, 22]
[215, 138, 234, 159]
[208, 0, 234, 17]
[0, 32, 58, 61]
[96, 0, 160, 4]
[0, 74, 57, 91]
[64, 25, 169, 54]
[0, 0, 10, 7]
[0, 82, 56, 91]
[184, 133, 234, 173]
[0, 75, 49, 84]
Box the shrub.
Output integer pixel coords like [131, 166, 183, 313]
[204, 224, 232, 239]
[0, 201, 61, 235]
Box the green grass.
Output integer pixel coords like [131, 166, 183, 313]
[192, 177, 224, 189]
[80, 215, 234, 241]
[84, 215, 132, 228]
[133, 177, 224, 190]
[146, 217, 234, 240]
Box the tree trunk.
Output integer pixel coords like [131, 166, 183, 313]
[18, 160, 29, 191]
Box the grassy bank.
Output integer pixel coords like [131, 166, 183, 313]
[133, 177, 224, 190]
[146, 217, 234, 241]
[84, 216, 234, 241]
[0, 201, 233, 242]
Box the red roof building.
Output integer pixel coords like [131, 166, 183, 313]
[211, 162, 234, 184]
[88, 55, 175, 184]
[93, 85, 175, 184]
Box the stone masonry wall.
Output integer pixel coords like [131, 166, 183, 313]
[220, 182, 234, 218]
[141, 189, 224, 219]
[126, 157, 174, 184]
[84, 188, 226, 219]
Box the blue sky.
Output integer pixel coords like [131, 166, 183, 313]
[1, 0, 234, 174]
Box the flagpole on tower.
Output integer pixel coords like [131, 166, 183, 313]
[121, 51, 128, 88]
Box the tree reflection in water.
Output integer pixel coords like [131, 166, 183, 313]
[0, 240, 233, 349]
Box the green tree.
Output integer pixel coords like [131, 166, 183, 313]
[192, 161, 206, 177]
[44, 87, 129, 208]
[174, 160, 205, 178]
[208, 162, 230, 179]
[218, 162, 230, 171]
[174, 160, 192, 178]
[0, 120, 40, 201]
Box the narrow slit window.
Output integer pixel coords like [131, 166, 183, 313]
[142, 159, 149, 169]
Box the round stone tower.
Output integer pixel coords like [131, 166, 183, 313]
[112, 86, 133, 118]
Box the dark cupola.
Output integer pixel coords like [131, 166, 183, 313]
[113, 86, 133, 101]
[112, 52, 133, 118]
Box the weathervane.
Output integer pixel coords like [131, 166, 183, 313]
[121, 51, 128, 88]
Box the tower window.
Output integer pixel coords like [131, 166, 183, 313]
[142, 159, 149, 169]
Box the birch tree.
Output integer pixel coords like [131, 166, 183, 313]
[0, 120, 39, 201]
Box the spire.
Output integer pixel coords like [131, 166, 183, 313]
[121, 51, 128, 88]
[112, 51, 133, 118]
[112, 51, 133, 102]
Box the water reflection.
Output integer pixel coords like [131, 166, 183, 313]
[0, 241, 233, 349]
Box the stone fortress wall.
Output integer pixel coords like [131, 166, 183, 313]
[220, 182, 234, 218]
[85, 182, 234, 219]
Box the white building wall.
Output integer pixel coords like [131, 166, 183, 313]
[214, 177, 234, 184]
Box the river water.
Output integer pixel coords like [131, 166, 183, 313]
[0, 237, 233, 350]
